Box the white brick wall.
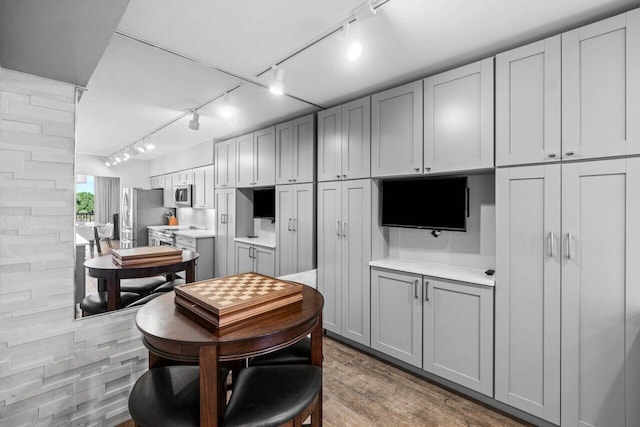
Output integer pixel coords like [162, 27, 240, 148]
[0, 68, 147, 426]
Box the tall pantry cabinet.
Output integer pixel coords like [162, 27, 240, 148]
[495, 9, 640, 426]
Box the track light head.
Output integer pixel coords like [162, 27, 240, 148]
[189, 110, 200, 130]
[219, 92, 234, 118]
[269, 66, 285, 96]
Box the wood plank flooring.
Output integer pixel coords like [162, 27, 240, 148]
[119, 336, 529, 426]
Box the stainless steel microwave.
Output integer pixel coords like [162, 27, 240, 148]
[174, 184, 192, 207]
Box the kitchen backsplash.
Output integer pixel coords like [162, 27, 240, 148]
[254, 218, 275, 240]
[177, 207, 215, 231]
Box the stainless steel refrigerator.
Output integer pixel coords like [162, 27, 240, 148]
[120, 188, 166, 248]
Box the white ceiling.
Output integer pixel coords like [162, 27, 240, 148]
[76, 0, 640, 161]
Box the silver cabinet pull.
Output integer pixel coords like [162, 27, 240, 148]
[292, 218, 297, 232]
[548, 153, 557, 158]
[414, 279, 419, 299]
[567, 233, 573, 259]
[336, 220, 341, 237]
[342, 222, 347, 237]
[292, 179, 296, 182]
[414, 167, 421, 172]
[342, 174, 347, 178]
[548, 232, 555, 257]
[336, 175, 341, 179]
[288, 179, 292, 183]
[287, 218, 292, 231]
[424, 281, 429, 301]
[565, 151, 575, 157]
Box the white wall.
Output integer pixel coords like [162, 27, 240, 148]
[0, 67, 146, 426]
[149, 140, 213, 176]
[388, 173, 496, 269]
[77, 153, 150, 189]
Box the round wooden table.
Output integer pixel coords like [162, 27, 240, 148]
[136, 285, 324, 427]
[83, 250, 199, 311]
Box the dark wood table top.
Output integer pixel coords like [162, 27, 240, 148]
[136, 285, 324, 362]
[83, 250, 199, 279]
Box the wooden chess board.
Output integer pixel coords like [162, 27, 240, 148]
[174, 272, 303, 328]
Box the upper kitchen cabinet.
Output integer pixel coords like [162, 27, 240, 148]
[174, 169, 193, 186]
[317, 96, 371, 182]
[150, 176, 163, 189]
[424, 58, 494, 173]
[372, 82, 423, 177]
[215, 138, 236, 188]
[236, 127, 276, 187]
[192, 165, 214, 209]
[496, 36, 561, 166]
[562, 9, 640, 160]
[275, 113, 315, 185]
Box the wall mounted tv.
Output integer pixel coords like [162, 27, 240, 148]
[381, 176, 469, 231]
[253, 188, 275, 219]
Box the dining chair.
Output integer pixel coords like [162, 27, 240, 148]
[80, 291, 141, 316]
[247, 336, 311, 367]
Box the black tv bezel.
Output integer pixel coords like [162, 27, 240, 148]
[380, 176, 469, 232]
[253, 187, 275, 220]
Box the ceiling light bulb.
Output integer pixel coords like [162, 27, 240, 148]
[114, 156, 121, 163]
[122, 151, 130, 161]
[219, 92, 234, 118]
[269, 66, 285, 96]
[144, 140, 155, 150]
[104, 160, 111, 167]
[189, 111, 200, 130]
[136, 144, 146, 153]
[347, 41, 363, 61]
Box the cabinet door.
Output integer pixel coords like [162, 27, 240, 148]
[424, 58, 494, 173]
[254, 126, 275, 186]
[341, 179, 371, 346]
[342, 96, 371, 180]
[292, 114, 315, 184]
[372, 81, 423, 177]
[235, 242, 253, 274]
[275, 121, 294, 185]
[561, 158, 640, 427]
[495, 165, 561, 423]
[292, 183, 315, 274]
[204, 166, 214, 208]
[236, 132, 255, 187]
[275, 185, 294, 276]
[317, 105, 342, 182]
[215, 139, 236, 188]
[214, 189, 235, 277]
[317, 181, 342, 333]
[496, 37, 561, 166]
[562, 10, 640, 160]
[371, 268, 422, 367]
[193, 167, 206, 208]
[254, 246, 275, 277]
[423, 278, 494, 396]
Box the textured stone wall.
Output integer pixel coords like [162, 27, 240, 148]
[0, 67, 146, 426]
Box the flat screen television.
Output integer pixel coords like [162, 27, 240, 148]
[381, 177, 469, 231]
[253, 188, 275, 219]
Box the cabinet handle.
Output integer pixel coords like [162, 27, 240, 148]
[293, 218, 297, 232]
[567, 233, 574, 260]
[424, 281, 429, 301]
[414, 280, 419, 299]
[250, 247, 254, 259]
[292, 179, 296, 183]
[414, 168, 421, 172]
[548, 153, 557, 158]
[288, 179, 292, 183]
[565, 151, 575, 157]
[336, 175, 341, 179]
[342, 222, 347, 237]
[288, 218, 292, 231]
[336, 220, 341, 237]
[342, 174, 347, 178]
[548, 232, 556, 257]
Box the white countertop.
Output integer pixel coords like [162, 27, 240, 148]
[234, 236, 276, 248]
[369, 258, 495, 287]
[147, 225, 189, 231]
[175, 229, 215, 238]
[75, 233, 90, 246]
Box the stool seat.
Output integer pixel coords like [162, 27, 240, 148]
[126, 292, 163, 307]
[80, 292, 141, 316]
[221, 365, 322, 427]
[152, 278, 186, 293]
[248, 336, 311, 367]
[128, 365, 229, 427]
[120, 276, 168, 295]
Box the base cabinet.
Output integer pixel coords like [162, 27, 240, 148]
[371, 267, 494, 397]
[235, 242, 275, 277]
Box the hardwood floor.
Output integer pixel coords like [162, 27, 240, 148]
[118, 336, 528, 426]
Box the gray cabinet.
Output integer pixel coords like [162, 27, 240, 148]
[214, 188, 235, 277]
[276, 114, 315, 185]
[275, 183, 315, 277]
[371, 81, 423, 177]
[235, 241, 275, 277]
[423, 278, 494, 396]
[175, 234, 214, 281]
[371, 268, 422, 367]
[317, 97, 370, 182]
[423, 58, 494, 173]
[496, 36, 561, 166]
[163, 174, 176, 208]
[236, 127, 276, 187]
[317, 179, 371, 345]
[215, 138, 236, 188]
[562, 10, 640, 161]
[495, 165, 561, 423]
[193, 165, 214, 209]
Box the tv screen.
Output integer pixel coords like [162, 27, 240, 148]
[381, 177, 468, 231]
[253, 188, 275, 219]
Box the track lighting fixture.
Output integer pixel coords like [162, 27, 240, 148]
[354, 0, 377, 22]
[269, 65, 285, 96]
[144, 140, 155, 150]
[219, 92, 234, 118]
[104, 159, 111, 167]
[122, 151, 130, 161]
[342, 22, 363, 62]
[188, 110, 200, 130]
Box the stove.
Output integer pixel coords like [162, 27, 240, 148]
[157, 228, 177, 246]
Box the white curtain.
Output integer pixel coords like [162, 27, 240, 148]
[94, 176, 120, 228]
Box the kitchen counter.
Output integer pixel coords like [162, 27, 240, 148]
[174, 229, 215, 238]
[369, 258, 495, 287]
[234, 236, 276, 248]
[147, 225, 189, 231]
